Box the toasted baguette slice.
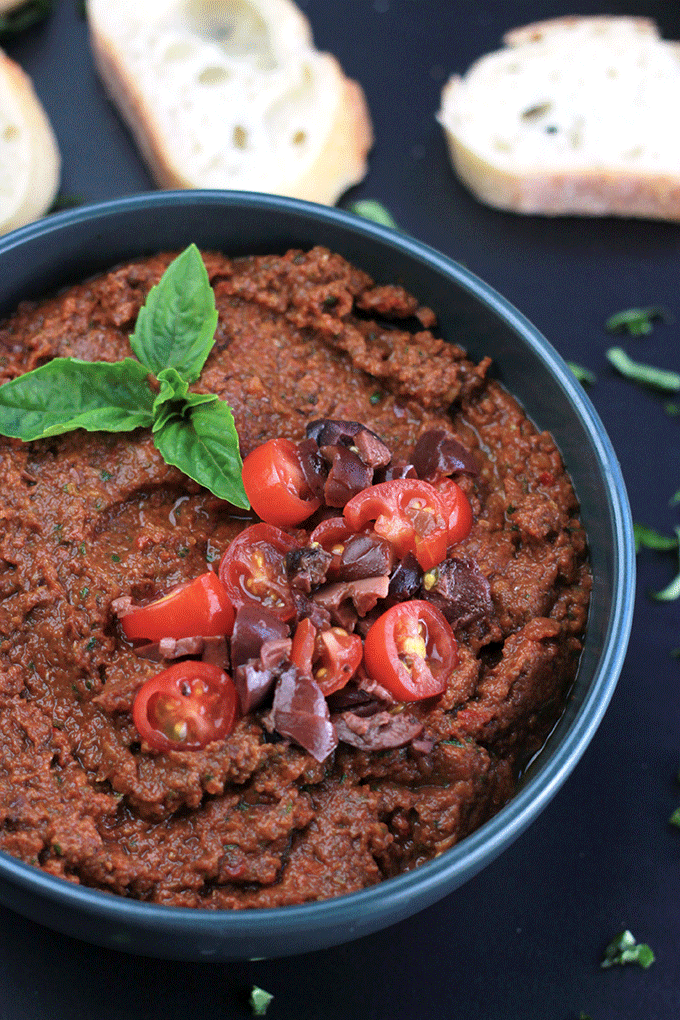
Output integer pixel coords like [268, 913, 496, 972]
[0, 48, 60, 234]
[438, 16, 680, 220]
[86, 0, 373, 206]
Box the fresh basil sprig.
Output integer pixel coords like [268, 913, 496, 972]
[0, 244, 249, 508]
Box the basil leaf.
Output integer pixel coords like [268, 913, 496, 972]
[249, 986, 274, 1016]
[606, 347, 680, 392]
[0, 0, 51, 35]
[567, 361, 597, 385]
[129, 244, 218, 383]
[633, 523, 679, 554]
[605, 306, 672, 336]
[650, 528, 680, 601]
[347, 200, 400, 230]
[601, 930, 655, 969]
[0, 357, 155, 440]
[153, 399, 248, 508]
[669, 807, 680, 828]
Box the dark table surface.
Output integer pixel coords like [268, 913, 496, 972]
[2, 1, 679, 1017]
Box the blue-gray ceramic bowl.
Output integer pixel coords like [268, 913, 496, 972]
[0, 191, 634, 961]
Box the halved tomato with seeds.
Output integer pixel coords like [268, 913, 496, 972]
[218, 523, 300, 621]
[120, 572, 234, 642]
[242, 438, 321, 526]
[343, 479, 449, 570]
[133, 661, 238, 752]
[363, 600, 457, 701]
[290, 618, 362, 695]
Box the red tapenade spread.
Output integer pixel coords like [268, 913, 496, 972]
[0, 246, 590, 907]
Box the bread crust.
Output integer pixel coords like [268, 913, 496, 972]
[438, 16, 680, 221]
[87, 0, 373, 205]
[0, 48, 60, 234]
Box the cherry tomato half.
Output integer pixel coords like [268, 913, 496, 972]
[242, 438, 321, 527]
[120, 572, 235, 643]
[132, 661, 238, 752]
[218, 523, 300, 621]
[432, 477, 473, 547]
[363, 600, 457, 701]
[290, 618, 363, 696]
[343, 479, 448, 571]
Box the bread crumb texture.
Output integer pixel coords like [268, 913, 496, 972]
[86, 0, 373, 205]
[438, 16, 680, 220]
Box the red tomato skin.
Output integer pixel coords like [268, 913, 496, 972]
[218, 522, 300, 620]
[343, 479, 448, 571]
[363, 600, 457, 702]
[120, 572, 235, 643]
[242, 438, 321, 527]
[314, 628, 363, 695]
[432, 478, 474, 547]
[132, 661, 238, 752]
[290, 617, 317, 676]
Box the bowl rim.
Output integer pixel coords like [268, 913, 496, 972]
[0, 190, 636, 938]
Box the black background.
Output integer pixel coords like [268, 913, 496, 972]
[2, 2, 680, 1017]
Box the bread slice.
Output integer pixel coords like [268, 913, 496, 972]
[86, 0, 373, 206]
[438, 16, 680, 220]
[0, 48, 60, 234]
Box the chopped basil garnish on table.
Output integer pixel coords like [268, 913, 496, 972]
[567, 361, 597, 385]
[249, 986, 274, 1016]
[0, 244, 249, 508]
[605, 306, 672, 336]
[633, 523, 679, 554]
[600, 930, 655, 969]
[347, 199, 400, 229]
[606, 347, 680, 392]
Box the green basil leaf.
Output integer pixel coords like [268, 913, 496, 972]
[605, 306, 672, 336]
[650, 528, 680, 601]
[249, 986, 274, 1017]
[347, 199, 400, 230]
[633, 523, 679, 554]
[567, 361, 597, 385]
[601, 930, 655, 969]
[606, 347, 680, 392]
[0, 357, 155, 440]
[129, 244, 218, 382]
[153, 399, 248, 508]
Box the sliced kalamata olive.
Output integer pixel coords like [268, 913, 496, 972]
[296, 437, 328, 499]
[325, 683, 381, 716]
[313, 576, 390, 622]
[321, 445, 373, 506]
[200, 635, 230, 670]
[259, 637, 293, 671]
[285, 544, 333, 592]
[386, 552, 423, 604]
[376, 462, 418, 483]
[337, 532, 393, 581]
[352, 429, 392, 469]
[233, 661, 278, 715]
[421, 556, 492, 628]
[332, 710, 423, 751]
[411, 429, 478, 480]
[306, 419, 366, 448]
[291, 591, 333, 630]
[271, 667, 337, 762]
[230, 605, 290, 668]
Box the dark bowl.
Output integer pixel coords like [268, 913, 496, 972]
[0, 191, 634, 961]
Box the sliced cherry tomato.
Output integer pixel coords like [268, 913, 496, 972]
[242, 438, 321, 527]
[363, 600, 457, 701]
[290, 618, 363, 696]
[432, 477, 473, 547]
[343, 478, 448, 571]
[120, 572, 235, 643]
[132, 661, 238, 752]
[218, 523, 300, 621]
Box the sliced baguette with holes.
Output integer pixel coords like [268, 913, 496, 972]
[438, 16, 680, 220]
[0, 48, 60, 234]
[86, 0, 373, 206]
